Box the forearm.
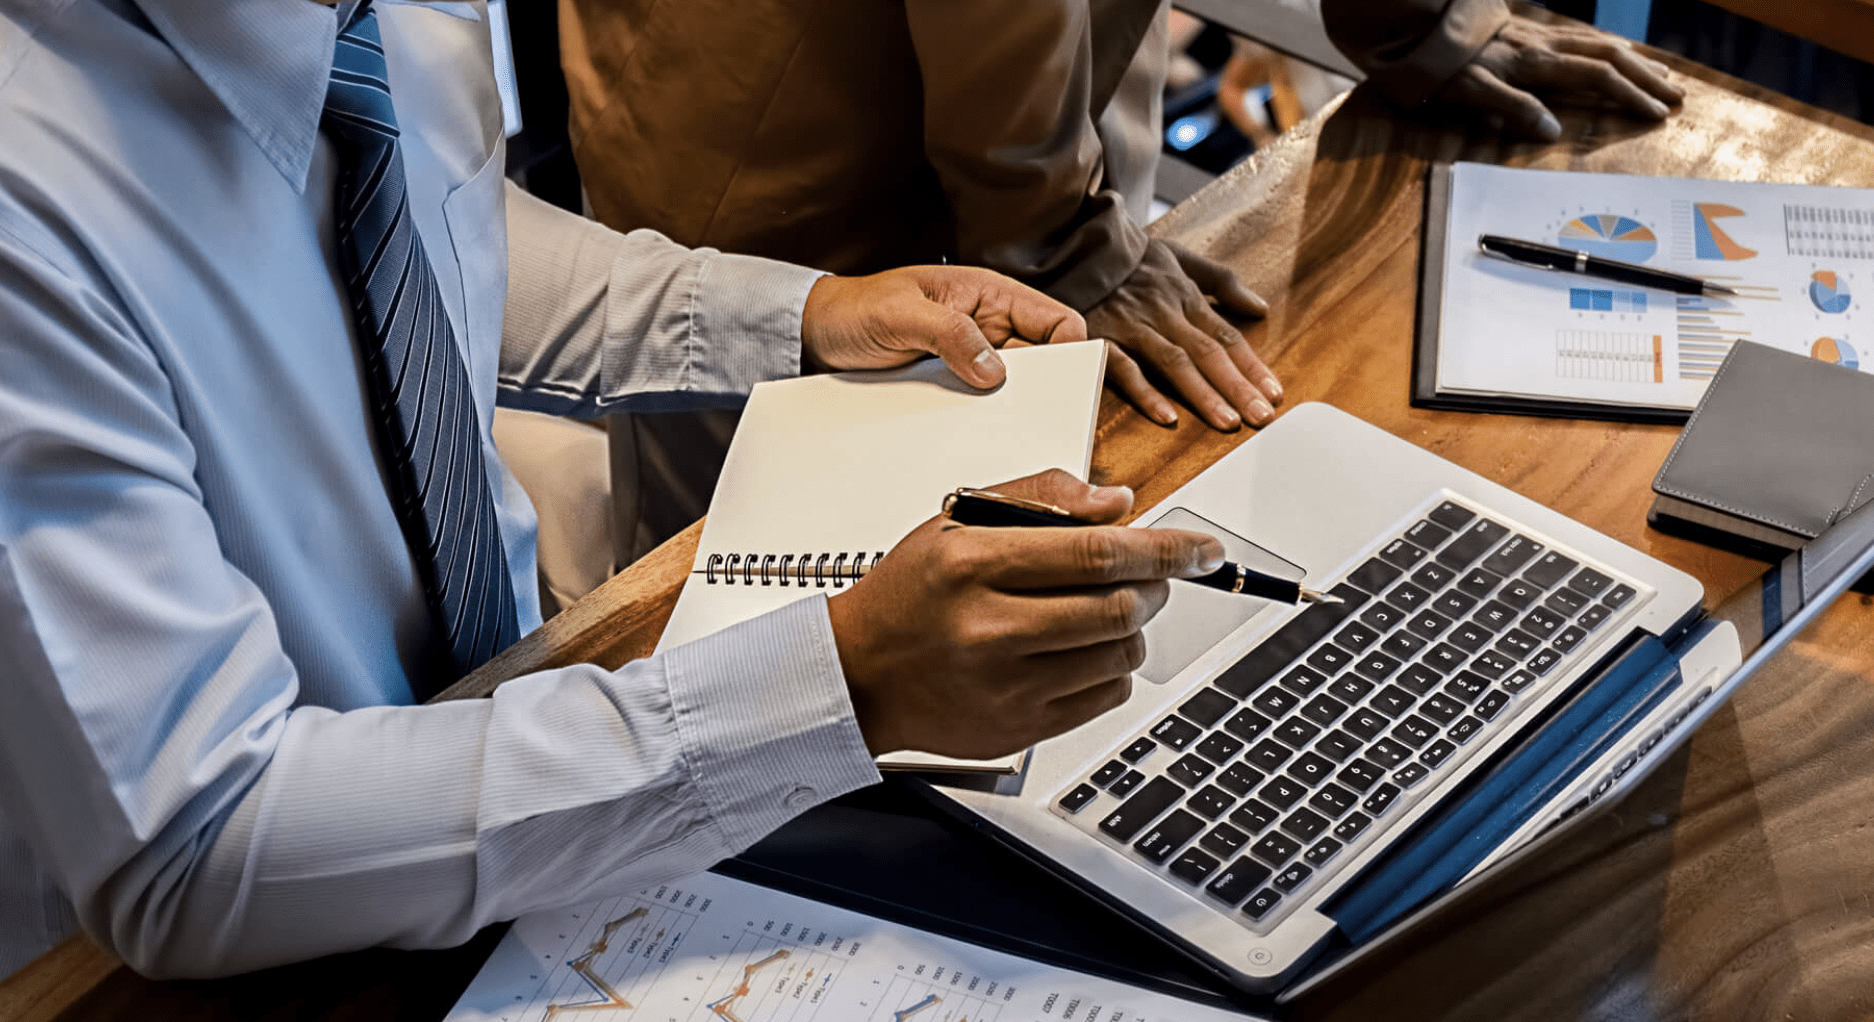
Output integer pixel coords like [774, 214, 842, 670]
[1322, 0, 1512, 107]
[499, 183, 822, 417]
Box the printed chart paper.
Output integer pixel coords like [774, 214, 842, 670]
[1435, 163, 1874, 412]
[443, 872, 1266, 1022]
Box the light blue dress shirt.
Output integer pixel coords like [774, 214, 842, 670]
[0, 0, 881, 978]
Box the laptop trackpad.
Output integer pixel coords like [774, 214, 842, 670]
[1137, 507, 1305, 684]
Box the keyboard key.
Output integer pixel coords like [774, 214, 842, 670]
[1481, 535, 1542, 576]
[1316, 729, 1361, 762]
[1352, 650, 1403, 682]
[1437, 518, 1510, 569]
[1390, 715, 1436, 748]
[1527, 648, 1563, 676]
[1278, 665, 1329, 697]
[1241, 887, 1283, 920]
[1091, 760, 1128, 787]
[1545, 587, 1590, 616]
[1195, 732, 1246, 765]
[1365, 738, 1412, 768]
[1251, 687, 1302, 718]
[1418, 692, 1463, 724]
[1569, 567, 1614, 598]
[1134, 810, 1204, 863]
[1419, 739, 1457, 769]
[1303, 837, 1344, 866]
[1217, 762, 1265, 796]
[1337, 758, 1384, 791]
[1150, 716, 1203, 750]
[1428, 500, 1476, 531]
[1272, 861, 1314, 892]
[1343, 707, 1389, 740]
[1286, 752, 1334, 787]
[1380, 630, 1428, 659]
[1405, 519, 1453, 551]
[1281, 807, 1329, 842]
[1387, 582, 1432, 611]
[1346, 557, 1404, 596]
[1359, 601, 1408, 631]
[1392, 762, 1430, 787]
[1259, 776, 1307, 810]
[1447, 716, 1483, 744]
[1332, 811, 1372, 841]
[1228, 799, 1280, 833]
[1361, 783, 1402, 816]
[1109, 769, 1146, 796]
[1274, 718, 1323, 749]
[1424, 643, 1467, 674]
[1333, 621, 1381, 653]
[1578, 604, 1613, 631]
[1169, 847, 1221, 885]
[1251, 831, 1303, 866]
[1214, 589, 1363, 697]
[1552, 625, 1588, 653]
[1455, 567, 1503, 600]
[1500, 669, 1537, 694]
[1305, 644, 1356, 676]
[1474, 689, 1512, 721]
[1603, 583, 1638, 608]
[1497, 577, 1542, 608]
[1472, 600, 1517, 632]
[1180, 688, 1236, 727]
[1371, 684, 1417, 718]
[1168, 754, 1214, 787]
[1525, 551, 1579, 589]
[1200, 823, 1250, 858]
[1410, 561, 1457, 591]
[1445, 671, 1488, 702]
[1470, 649, 1516, 679]
[1378, 538, 1427, 570]
[1245, 739, 1293, 771]
[1395, 663, 1443, 695]
[1205, 858, 1271, 905]
[1188, 784, 1236, 820]
[1099, 777, 1181, 840]
[1301, 693, 1350, 727]
[1059, 784, 1098, 813]
[1447, 622, 1491, 653]
[1495, 628, 1539, 658]
[1329, 675, 1376, 703]
[1121, 737, 1158, 763]
[1223, 708, 1274, 743]
[1432, 590, 1479, 619]
[1406, 608, 1453, 640]
[1309, 782, 1357, 818]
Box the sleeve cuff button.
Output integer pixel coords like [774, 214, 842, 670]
[784, 785, 817, 809]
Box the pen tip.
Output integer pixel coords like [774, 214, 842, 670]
[1302, 589, 1343, 605]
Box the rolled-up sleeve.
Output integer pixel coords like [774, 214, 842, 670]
[1323, 0, 1512, 108]
[498, 182, 825, 418]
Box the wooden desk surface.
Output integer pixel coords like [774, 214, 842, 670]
[8, 43, 1874, 1022]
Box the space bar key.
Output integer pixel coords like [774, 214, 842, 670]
[1212, 583, 1364, 698]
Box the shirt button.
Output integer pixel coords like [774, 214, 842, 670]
[784, 786, 817, 810]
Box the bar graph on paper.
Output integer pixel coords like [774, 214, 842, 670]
[1555, 330, 1663, 384]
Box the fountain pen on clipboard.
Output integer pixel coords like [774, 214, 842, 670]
[1478, 233, 1738, 297]
[940, 487, 1341, 605]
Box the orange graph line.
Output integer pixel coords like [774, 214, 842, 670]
[544, 907, 650, 1022]
[708, 949, 791, 1022]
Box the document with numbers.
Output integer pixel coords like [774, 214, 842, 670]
[1415, 162, 1874, 422]
[443, 871, 1268, 1022]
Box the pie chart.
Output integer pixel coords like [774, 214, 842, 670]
[1558, 214, 1659, 262]
[1813, 336, 1860, 369]
[1809, 271, 1852, 313]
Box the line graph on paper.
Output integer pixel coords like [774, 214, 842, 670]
[865, 973, 1003, 1022]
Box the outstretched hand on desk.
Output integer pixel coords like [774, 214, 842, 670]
[1440, 18, 1685, 141]
[801, 265, 1086, 389]
[827, 469, 1225, 760]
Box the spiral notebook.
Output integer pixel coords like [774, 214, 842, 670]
[655, 341, 1110, 773]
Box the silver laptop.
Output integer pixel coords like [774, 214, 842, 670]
[926, 401, 1874, 997]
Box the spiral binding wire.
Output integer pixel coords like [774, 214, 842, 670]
[703, 551, 886, 588]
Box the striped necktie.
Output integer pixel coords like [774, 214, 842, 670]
[322, 4, 519, 695]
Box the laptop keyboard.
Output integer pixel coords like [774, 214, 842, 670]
[1052, 496, 1648, 931]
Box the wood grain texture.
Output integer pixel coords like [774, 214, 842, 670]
[8, 31, 1874, 1022]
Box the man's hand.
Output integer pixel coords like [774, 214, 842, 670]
[1085, 238, 1278, 432]
[826, 469, 1224, 760]
[1438, 18, 1685, 142]
[801, 265, 1087, 389]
